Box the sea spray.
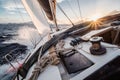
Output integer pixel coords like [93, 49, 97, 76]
[3, 26, 41, 49]
[0, 25, 41, 80]
[17, 26, 41, 48]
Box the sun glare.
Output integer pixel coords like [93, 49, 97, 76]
[88, 14, 103, 30]
[90, 14, 102, 21]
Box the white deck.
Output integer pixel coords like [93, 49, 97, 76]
[25, 27, 120, 80]
[37, 66, 62, 80]
[70, 42, 120, 80]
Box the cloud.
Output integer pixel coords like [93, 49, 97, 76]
[9, 11, 16, 14]
[1, 1, 27, 15]
[57, 0, 65, 3]
[0, 0, 24, 12]
[0, 0, 31, 23]
[4, 6, 17, 11]
[20, 10, 27, 14]
[3, 2, 24, 11]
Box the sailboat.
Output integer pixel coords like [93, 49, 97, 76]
[5, 0, 120, 80]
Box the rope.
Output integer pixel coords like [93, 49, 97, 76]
[28, 46, 44, 80]
[49, 47, 75, 54]
[28, 44, 74, 80]
[29, 41, 53, 80]
[56, 40, 65, 50]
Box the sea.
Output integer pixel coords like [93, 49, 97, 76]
[0, 22, 41, 80]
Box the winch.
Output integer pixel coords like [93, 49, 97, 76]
[90, 37, 106, 55]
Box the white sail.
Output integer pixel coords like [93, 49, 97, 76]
[22, 0, 50, 34]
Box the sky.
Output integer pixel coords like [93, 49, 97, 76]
[0, 0, 31, 23]
[0, 0, 120, 23]
[56, 0, 120, 23]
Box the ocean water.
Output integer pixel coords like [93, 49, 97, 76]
[0, 22, 41, 80]
[0, 22, 71, 80]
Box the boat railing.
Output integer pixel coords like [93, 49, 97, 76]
[4, 47, 27, 71]
[4, 54, 20, 71]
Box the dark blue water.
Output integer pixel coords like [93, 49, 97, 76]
[0, 22, 41, 80]
[0, 22, 35, 64]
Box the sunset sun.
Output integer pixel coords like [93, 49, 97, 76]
[89, 14, 103, 29]
[90, 14, 102, 21]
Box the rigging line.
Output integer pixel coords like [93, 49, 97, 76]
[66, 0, 80, 21]
[13, 0, 25, 22]
[77, 0, 83, 22]
[57, 4, 75, 26]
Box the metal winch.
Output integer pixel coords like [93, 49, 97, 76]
[89, 37, 106, 55]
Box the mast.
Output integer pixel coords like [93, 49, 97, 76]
[22, 0, 50, 34]
[38, 0, 59, 31]
[49, 0, 59, 31]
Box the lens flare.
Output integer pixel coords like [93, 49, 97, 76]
[90, 14, 102, 21]
[88, 14, 104, 29]
[89, 19, 103, 30]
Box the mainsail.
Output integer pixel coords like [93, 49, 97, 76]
[38, 0, 56, 21]
[22, 0, 54, 33]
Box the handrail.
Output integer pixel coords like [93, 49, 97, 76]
[4, 54, 17, 71]
[4, 47, 27, 71]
